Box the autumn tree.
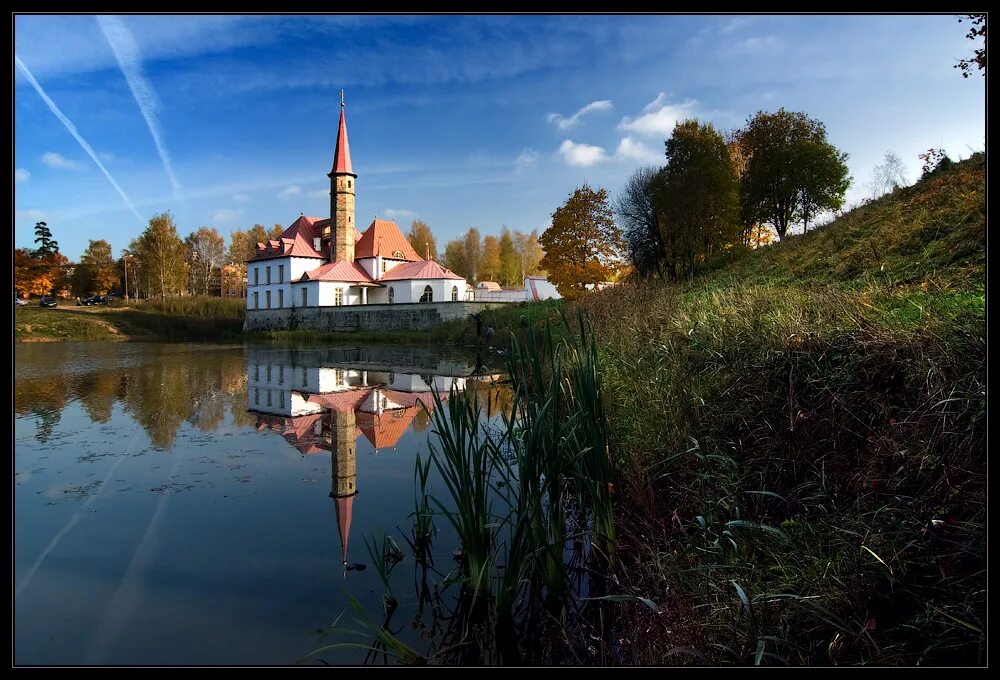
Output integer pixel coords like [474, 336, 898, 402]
[131, 212, 189, 299]
[407, 219, 438, 261]
[514, 229, 545, 279]
[657, 120, 741, 279]
[185, 227, 226, 295]
[481, 235, 501, 282]
[955, 14, 986, 78]
[737, 109, 850, 240]
[498, 226, 519, 286]
[72, 239, 118, 296]
[616, 166, 666, 277]
[539, 183, 624, 300]
[16, 223, 67, 296]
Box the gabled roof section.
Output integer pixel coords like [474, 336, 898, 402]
[379, 259, 465, 281]
[299, 260, 375, 283]
[355, 219, 421, 261]
[356, 407, 420, 450]
[329, 106, 355, 177]
[248, 215, 326, 262]
[313, 217, 363, 242]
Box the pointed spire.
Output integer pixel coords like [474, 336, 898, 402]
[330, 94, 355, 176]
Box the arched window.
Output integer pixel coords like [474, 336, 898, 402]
[388, 287, 394, 304]
[348, 179, 352, 189]
[420, 285, 433, 303]
[451, 285, 458, 301]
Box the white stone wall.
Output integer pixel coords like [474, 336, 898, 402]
[246, 256, 325, 309]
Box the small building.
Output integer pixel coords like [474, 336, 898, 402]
[476, 281, 502, 292]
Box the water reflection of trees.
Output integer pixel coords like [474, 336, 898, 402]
[14, 349, 251, 449]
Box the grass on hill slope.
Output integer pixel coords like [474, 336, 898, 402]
[564, 153, 985, 665]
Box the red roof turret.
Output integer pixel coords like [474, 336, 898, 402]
[329, 104, 355, 177]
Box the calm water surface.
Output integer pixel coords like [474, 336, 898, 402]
[14, 342, 506, 665]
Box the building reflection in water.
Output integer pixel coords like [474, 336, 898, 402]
[246, 360, 480, 574]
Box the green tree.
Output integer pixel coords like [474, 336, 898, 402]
[737, 109, 850, 240]
[131, 212, 189, 299]
[443, 239, 467, 279]
[657, 119, 741, 279]
[32, 221, 59, 258]
[407, 219, 438, 260]
[616, 166, 667, 277]
[498, 226, 518, 286]
[539, 183, 624, 300]
[463, 228, 483, 283]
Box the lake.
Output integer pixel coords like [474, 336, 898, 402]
[14, 341, 507, 665]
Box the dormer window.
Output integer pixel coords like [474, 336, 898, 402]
[393, 250, 404, 259]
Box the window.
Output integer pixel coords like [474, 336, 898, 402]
[254, 388, 260, 405]
[278, 290, 284, 308]
[314, 237, 321, 250]
[266, 266, 271, 284]
[381, 259, 386, 273]
[266, 365, 271, 382]
[254, 291, 259, 309]
[335, 288, 343, 306]
[266, 290, 271, 309]
[388, 287, 394, 304]
[254, 364, 259, 381]
[279, 366, 284, 385]
[451, 286, 459, 301]
[301, 367, 308, 387]
[279, 391, 285, 408]
[278, 265, 284, 283]
[348, 179, 352, 188]
[393, 250, 404, 258]
[301, 288, 308, 307]
[420, 285, 433, 303]
[267, 389, 272, 407]
[254, 267, 259, 286]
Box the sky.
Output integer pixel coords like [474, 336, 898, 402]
[14, 14, 986, 262]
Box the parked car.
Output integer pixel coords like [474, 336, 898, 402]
[39, 296, 58, 308]
[15, 297, 27, 306]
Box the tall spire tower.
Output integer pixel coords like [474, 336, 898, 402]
[328, 90, 356, 262]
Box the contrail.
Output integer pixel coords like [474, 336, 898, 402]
[15, 54, 145, 223]
[97, 15, 182, 199]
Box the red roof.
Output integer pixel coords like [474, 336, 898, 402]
[330, 106, 355, 176]
[379, 259, 465, 281]
[306, 388, 371, 413]
[334, 494, 354, 565]
[355, 219, 421, 261]
[249, 215, 326, 262]
[356, 407, 421, 450]
[300, 260, 375, 283]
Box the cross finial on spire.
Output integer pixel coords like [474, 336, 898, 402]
[340, 89, 345, 107]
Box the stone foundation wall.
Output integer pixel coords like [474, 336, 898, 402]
[244, 301, 513, 334]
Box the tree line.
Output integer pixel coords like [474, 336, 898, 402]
[15, 213, 548, 300]
[536, 108, 855, 297]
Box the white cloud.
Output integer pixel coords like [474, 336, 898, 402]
[308, 188, 329, 199]
[618, 93, 699, 137]
[558, 139, 608, 167]
[279, 185, 302, 200]
[515, 148, 539, 171]
[212, 208, 243, 223]
[16, 209, 46, 220]
[15, 168, 31, 183]
[41, 151, 83, 170]
[384, 208, 416, 220]
[232, 193, 249, 203]
[547, 99, 613, 130]
[615, 136, 662, 164]
[98, 16, 182, 197]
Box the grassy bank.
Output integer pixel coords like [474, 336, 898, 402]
[15, 296, 246, 343]
[570, 155, 985, 665]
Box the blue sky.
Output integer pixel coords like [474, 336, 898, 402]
[14, 14, 985, 261]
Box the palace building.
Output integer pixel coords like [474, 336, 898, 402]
[245, 95, 467, 311]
